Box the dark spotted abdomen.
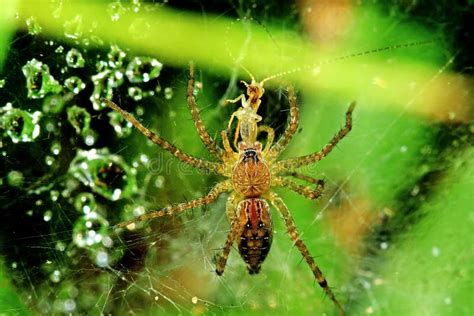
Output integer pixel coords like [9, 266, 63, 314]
[237, 198, 273, 274]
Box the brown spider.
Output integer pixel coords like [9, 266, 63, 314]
[103, 63, 355, 316]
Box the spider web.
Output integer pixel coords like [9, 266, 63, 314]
[1, 1, 472, 315]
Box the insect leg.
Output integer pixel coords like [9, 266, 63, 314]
[257, 125, 275, 154]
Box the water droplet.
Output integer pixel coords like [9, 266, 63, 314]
[108, 45, 126, 69]
[155, 176, 165, 188]
[102, 235, 113, 248]
[66, 105, 91, 135]
[380, 242, 388, 250]
[95, 249, 109, 267]
[432, 246, 440, 257]
[1, 103, 42, 143]
[55, 45, 64, 53]
[7, 170, 24, 187]
[43, 94, 66, 113]
[73, 212, 109, 248]
[45, 155, 55, 166]
[65, 48, 85, 68]
[83, 130, 97, 146]
[64, 76, 86, 94]
[108, 70, 125, 88]
[55, 241, 66, 252]
[135, 106, 144, 116]
[0, 79, 5, 88]
[26, 16, 42, 35]
[22, 59, 62, 99]
[128, 86, 143, 101]
[139, 154, 149, 164]
[131, 0, 141, 13]
[164, 87, 173, 100]
[90, 70, 114, 110]
[69, 149, 136, 200]
[107, 1, 126, 21]
[74, 192, 96, 214]
[121, 205, 145, 225]
[63, 299, 76, 313]
[64, 15, 83, 39]
[50, 269, 61, 283]
[108, 111, 132, 138]
[51, 142, 61, 155]
[125, 57, 163, 83]
[50, 190, 60, 202]
[43, 210, 53, 222]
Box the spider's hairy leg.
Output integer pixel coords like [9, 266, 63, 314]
[257, 125, 274, 154]
[272, 176, 324, 200]
[268, 85, 300, 159]
[272, 102, 355, 173]
[102, 99, 222, 173]
[284, 172, 322, 185]
[268, 192, 344, 316]
[115, 180, 232, 229]
[215, 193, 242, 275]
[187, 63, 224, 158]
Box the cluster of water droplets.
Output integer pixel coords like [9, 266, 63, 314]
[89, 44, 164, 110]
[69, 149, 137, 201]
[1, 3, 187, 314]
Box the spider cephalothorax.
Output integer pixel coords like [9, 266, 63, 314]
[104, 62, 354, 316]
[232, 142, 271, 197]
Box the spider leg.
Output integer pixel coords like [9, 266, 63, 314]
[268, 85, 300, 159]
[272, 176, 324, 200]
[187, 63, 224, 158]
[273, 102, 355, 173]
[268, 192, 344, 316]
[257, 125, 275, 154]
[116, 180, 232, 229]
[103, 99, 222, 173]
[283, 172, 321, 184]
[215, 193, 242, 275]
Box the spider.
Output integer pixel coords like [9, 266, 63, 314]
[103, 62, 354, 316]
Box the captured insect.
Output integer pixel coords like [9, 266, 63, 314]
[103, 62, 353, 315]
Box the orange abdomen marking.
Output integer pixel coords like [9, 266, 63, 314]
[237, 198, 273, 274]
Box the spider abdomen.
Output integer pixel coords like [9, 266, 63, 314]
[237, 198, 273, 274]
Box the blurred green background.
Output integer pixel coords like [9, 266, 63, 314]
[0, 0, 472, 315]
